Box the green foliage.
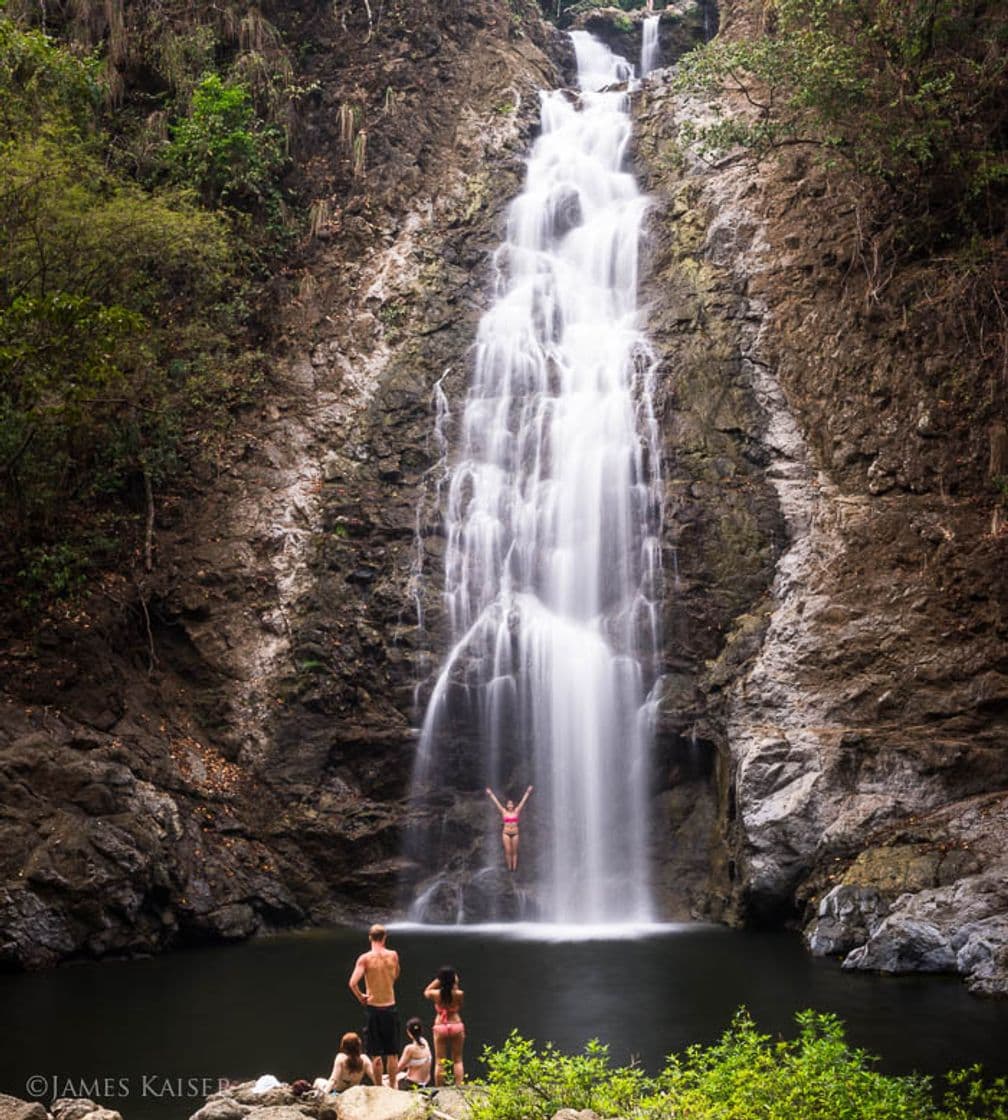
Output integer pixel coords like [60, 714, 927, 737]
[0, 12, 280, 610]
[17, 542, 91, 608]
[165, 73, 285, 213]
[653, 1009, 933, 1120]
[538, 0, 652, 25]
[674, 0, 1008, 244]
[472, 1012, 1008, 1120]
[939, 1065, 1008, 1120]
[472, 1032, 650, 1120]
[0, 16, 99, 136]
[0, 122, 233, 529]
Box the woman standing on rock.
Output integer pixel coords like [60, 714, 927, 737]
[424, 966, 465, 1087]
[486, 785, 533, 871]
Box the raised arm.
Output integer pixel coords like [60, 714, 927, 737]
[423, 978, 442, 1002]
[516, 785, 534, 813]
[485, 787, 506, 814]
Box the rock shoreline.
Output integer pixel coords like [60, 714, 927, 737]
[1, 1082, 492, 1120]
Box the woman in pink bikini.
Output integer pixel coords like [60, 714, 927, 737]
[486, 785, 533, 871]
[424, 965, 465, 1086]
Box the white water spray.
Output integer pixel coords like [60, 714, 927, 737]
[410, 33, 662, 924]
[641, 15, 661, 77]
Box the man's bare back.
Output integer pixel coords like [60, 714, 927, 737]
[348, 924, 402, 1083]
[350, 943, 399, 1007]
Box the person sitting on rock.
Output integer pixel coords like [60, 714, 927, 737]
[319, 1032, 374, 1093]
[395, 1017, 431, 1089]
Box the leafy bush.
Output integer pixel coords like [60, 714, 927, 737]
[165, 72, 285, 213]
[472, 1033, 650, 1120]
[652, 1009, 934, 1120]
[538, 0, 653, 25]
[674, 0, 1008, 245]
[0, 15, 99, 134]
[0, 126, 233, 527]
[0, 13, 275, 606]
[471, 1011, 1008, 1120]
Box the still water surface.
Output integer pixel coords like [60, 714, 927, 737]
[3, 924, 1007, 1120]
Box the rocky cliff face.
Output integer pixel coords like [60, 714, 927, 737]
[1, 0, 1004, 995]
[0, 0, 566, 966]
[633, 53, 1008, 991]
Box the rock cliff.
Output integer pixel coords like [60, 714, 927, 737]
[633, 38, 1007, 991]
[0, 0, 566, 966]
[0, 0, 1004, 995]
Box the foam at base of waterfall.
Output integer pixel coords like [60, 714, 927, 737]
[390, 921, 709, 942]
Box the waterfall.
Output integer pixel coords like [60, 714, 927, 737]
[408, 32, 662, 925]
[640, 15, 661, 77]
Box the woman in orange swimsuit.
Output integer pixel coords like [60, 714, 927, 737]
[424, 965, 465, 1086]
[486, 785, 533, 871]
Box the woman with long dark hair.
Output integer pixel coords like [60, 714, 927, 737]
[423, 966, 465, 1086]
[396, 1017, 432, 1088]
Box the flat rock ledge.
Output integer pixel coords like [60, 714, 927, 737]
[0, 1088, 608, 1120]
[0, 1087, 477, 1120]
[0, 1095, 125, 1120]
[192, 1083, 476, 1120]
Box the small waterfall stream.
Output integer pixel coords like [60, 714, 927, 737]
[640, 15, 661, 77]
[408, 32, 662, 925]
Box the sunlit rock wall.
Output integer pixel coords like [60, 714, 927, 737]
[633, 47, 1008, 991]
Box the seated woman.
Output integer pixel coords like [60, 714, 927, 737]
[317, 1031, 374, 1093]
[395, 1017, 432, 1089]
[424, 965, 465, 1087]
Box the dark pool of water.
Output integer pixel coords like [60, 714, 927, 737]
[2, 923, 1007, 1120]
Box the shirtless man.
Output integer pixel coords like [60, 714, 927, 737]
[348, 923, 401, 1088]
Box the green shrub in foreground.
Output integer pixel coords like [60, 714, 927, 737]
[471, 1010, 1008, 1120]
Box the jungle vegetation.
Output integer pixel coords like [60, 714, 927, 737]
[472, 1010, 1008, 1120]
[0, 0, 301, 612]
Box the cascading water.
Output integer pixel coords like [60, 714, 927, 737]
[407, 32, 662, 925]
[640, 15, 661, 77]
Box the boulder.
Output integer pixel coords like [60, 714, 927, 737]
[335, 1086, 426, 1120]
[230, 1084, 297, 1108]
[236, 1108, 311, 1120]
[0, 1096, 47, 1120]
[427, 1090, 474, 1120]
[51, 1102, 100, 1120]
[190, 1097, 252, 1120]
